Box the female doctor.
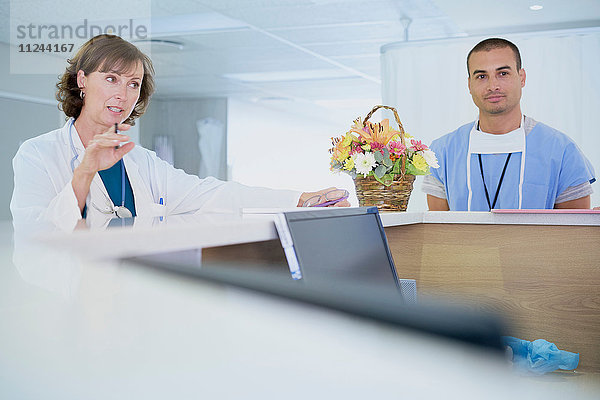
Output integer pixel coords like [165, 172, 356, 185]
[10, 34, 349, 232]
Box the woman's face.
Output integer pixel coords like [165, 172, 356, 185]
[77, 61, 144, 128]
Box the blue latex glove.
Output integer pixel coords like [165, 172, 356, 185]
[503, 336, 579, 375]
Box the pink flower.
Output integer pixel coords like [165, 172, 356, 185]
[387, 141, 407, 156]
[410, 139, 428, 151]
[350, 142, 363, 154]
[370, 142, 385, 154]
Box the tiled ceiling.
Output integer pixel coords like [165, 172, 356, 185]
[1, 0, 599, 119]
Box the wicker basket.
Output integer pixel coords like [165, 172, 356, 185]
[355, 174, 415, 211]
[354, 105, 415, 212]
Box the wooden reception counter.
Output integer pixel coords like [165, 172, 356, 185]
[383, 211, 600, 373]
[203, 210, 600, 372]
[38, 210, 600, 373]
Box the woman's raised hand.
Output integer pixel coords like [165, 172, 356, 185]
[71, 124, 135, 214]
[77, 123, 135, 175]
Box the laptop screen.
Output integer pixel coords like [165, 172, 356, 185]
[275, 207, 402, 296]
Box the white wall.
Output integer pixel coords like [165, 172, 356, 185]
[140, 98, 228, 179]
[0, 42, 65, 220]
[0, 97, 62, 220]
[227, 99, 360, 204]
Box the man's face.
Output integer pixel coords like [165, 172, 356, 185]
[467, 47, 526, 117]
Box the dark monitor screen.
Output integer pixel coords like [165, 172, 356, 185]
[276, 207, 401, 296]
[128, 206, 505, 352]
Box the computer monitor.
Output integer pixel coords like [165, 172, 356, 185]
[274, 207, 408, 301]
[128, 206, 504, 351]
[129, 257, 505, 352]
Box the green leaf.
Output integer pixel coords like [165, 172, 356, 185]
[405, 163, 418, 175]
[382, 152, 392, 167]
[331, 160, 342, 169]
[374, 173, 394, 186]
[406, 163, 430, 176]
[391, 158, 402, 174]
[374, 165, 386, 179]
[373, 151, 383, 163]
[381, 173, 394, 186]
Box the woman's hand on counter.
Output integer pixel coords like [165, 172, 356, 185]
[297, 187, 350, 207]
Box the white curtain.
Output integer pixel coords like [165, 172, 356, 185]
[197, 117, 225, 178]
[153, 135, 175, 165]
[381, 29, 600, 210]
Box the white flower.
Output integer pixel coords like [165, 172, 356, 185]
[421, 149, 439, 168]
[353, 152, 377, 177]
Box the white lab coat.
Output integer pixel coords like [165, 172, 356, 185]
[11, 119, 302, 232]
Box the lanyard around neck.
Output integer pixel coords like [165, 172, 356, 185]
[119, 160, 126, 207]
[478, 153, 512, 211]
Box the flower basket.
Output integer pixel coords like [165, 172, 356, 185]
[354, 173, 416, 211]
[354, 105, 413, 212]
[329, 104, 438, 213]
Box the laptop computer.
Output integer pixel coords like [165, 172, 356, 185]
[274, 206, 416, 304]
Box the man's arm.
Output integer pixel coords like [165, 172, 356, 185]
[427, 194, 450, 211]
[423, 174, 449, 211]
[554, 195, 591, 209]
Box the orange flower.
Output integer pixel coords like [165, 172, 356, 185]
[350, 118, 399, 146]
[329, 135, 350, 162]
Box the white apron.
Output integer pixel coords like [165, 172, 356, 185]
[466, 116, 526, 211]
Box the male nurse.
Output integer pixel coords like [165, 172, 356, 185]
[422, 38, 595, 211]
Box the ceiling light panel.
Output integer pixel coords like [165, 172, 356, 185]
[150, 12, 249, 37]
[204, 0, 406, 29]
[152, 0, 214, 16]
[155, 75, 251, 96]
[270, 21, 405, 45]
[250, 77, 380, 100]
[183, 45, 327, 65]
[155, 47, 332, 77]
[304, 41, 386, 58]
[8, 0, 150, 21]
[223, 68, 358, 83]
[325, 55, 381, 76]
[181, 29, 286, 49]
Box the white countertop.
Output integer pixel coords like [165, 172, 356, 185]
[381, 210, 600, 227]
[2, 220, 598, 399]
[40, 213, 280, 259]
[28, 209, 599, 261]
[245, 208, 600, 228]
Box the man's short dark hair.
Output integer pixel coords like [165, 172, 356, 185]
[467, 38, 522, 74]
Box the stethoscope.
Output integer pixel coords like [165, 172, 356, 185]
[68, 118, 133, 218]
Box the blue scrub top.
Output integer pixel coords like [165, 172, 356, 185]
[429, 121, 595, 211]
[98, 160, 136, 217]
